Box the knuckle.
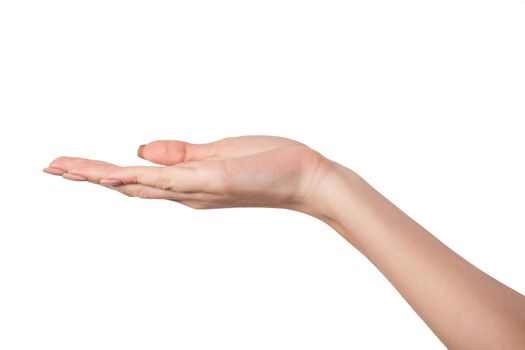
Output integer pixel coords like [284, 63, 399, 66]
[201, 162, 229, 193]
[153, 177, 172, 190]
[134, 187, 152, 199]
[54, 156, 68, 163]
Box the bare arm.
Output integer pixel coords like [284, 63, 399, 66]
[44, 136, 525, 349]
[310, 161, 525, 349]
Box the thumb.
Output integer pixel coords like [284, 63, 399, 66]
[137, 140, 216, 165]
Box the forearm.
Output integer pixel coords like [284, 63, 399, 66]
[311, 161, 525, 349]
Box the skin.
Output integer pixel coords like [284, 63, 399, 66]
[44, 135, 525, 349]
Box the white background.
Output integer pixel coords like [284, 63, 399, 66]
[1, 1, 524, 349]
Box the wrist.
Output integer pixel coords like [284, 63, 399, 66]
[297, 158, 367, 225]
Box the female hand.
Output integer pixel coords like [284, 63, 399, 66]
[44, 136, 333, 213]
[44, 134, 525, 349]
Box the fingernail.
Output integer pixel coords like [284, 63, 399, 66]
[137, 144, 146, 159]
[43, 167, 66, 176]
[62, 173, 87, 181]
[100, 179, 123, 187]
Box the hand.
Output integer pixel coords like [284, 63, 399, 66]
[44, 135, 525, 349]
[44, 136, 333, 213]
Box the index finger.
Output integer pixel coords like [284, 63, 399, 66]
[46, 157, 119, 183]
[102, 165, 208, 193]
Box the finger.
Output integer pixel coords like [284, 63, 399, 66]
[101, 165, 210, 193]
[43, 167, 67, 176]
[108, 184, 214, 201]
[50, 159, 119, 184]
[107, 183, 178, 199]
[69, 164, 118, 183]
[138, 140, 219, 165]
[44, 157, 118, 184]
[49, 156, 115, 170]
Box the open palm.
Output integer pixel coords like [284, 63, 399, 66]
[44, 136, 331, 211]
